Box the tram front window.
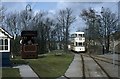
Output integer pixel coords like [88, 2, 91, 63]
[78, 34, 82, 37]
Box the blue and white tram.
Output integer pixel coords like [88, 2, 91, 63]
[70, 32, 85, 52]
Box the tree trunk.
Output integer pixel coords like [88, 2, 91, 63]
[106, 35, 110, 53]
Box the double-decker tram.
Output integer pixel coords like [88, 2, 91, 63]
[70, 32, 85, 53]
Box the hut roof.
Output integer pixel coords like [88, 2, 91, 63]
[0, 27, 13, 38]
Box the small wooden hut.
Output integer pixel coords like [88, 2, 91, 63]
[0, 27, 13, 66]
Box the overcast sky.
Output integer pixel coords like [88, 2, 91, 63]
[1, 1, 118, 33]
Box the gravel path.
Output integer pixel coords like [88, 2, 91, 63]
[13, 65, 39, 79]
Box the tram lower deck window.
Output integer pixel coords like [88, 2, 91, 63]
[76, 42, 83, 46]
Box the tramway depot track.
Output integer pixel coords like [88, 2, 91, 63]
[81, 54, 119, 79]
[63, 53, 119, 79]
[80, 55, 85, 79]
[93, 54, 120, 62]
[90, 54, 120, 66]
[81, 54, 110, 78]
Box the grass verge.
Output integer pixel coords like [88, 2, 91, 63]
[11, 59, 28, 65]
[2, 68, 21, 79]
[27, 53, 74, 79]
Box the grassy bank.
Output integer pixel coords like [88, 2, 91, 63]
[27, 53, 74, 79]
[5, 50, 74, 79]
[2, 68, 21, 79]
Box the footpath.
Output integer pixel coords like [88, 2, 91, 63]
[13, 65, 39, 79]
[57, 54, 82, 79]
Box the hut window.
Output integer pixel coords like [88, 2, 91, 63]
[5, 39, 8, 50]
[0, 39, 8, 51]
[0, 39, 3, 50]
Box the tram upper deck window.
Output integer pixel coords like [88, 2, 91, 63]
[71, 34, 77, 38]
[78, 34, 84, 37]
[74, 34, 77, 37]
[83, 34, 84, 37]
[78, 34, 82, 37]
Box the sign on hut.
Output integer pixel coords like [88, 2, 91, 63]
[0, 27, 13, 66]
[20, 31, 38, 59]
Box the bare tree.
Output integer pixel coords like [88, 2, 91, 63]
[81, 8, 97, 54]
[100, 7, 118, 54]
[33, 11, 48, 54]
[57, 8, 76, 52]
[0, 5, 6, 26]
[5, 12, 21, 57]
[5, 12, 20, 38]
[54, 23, 63, 50]
[19, 9, 33, 30]
[44, 17, 54, 52]
[81, 7, 118, 54]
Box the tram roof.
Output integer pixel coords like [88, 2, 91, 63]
[71, 32, 84, 34]
[21, 31, 37, 37]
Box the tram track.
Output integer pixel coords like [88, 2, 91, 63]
[93, 55, 120, 62]
[82, 54, 120, 66]
[81, 54, 112, 79]
[91, 55, 120, 66]
[80, 54, 85, 79]
[63, 75, 70, 79]
[63, 53, 116, 79]
[89, 55, 111, 79]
